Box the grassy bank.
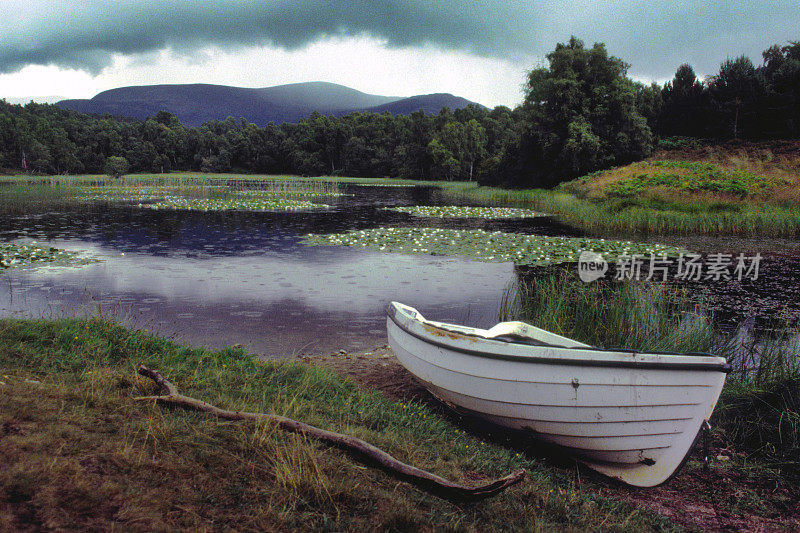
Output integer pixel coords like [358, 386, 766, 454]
[438, 142, 800, 236]
[0, 317, 683, 531]
[440, 182, 800, 237]
[564, 159, 796, 203]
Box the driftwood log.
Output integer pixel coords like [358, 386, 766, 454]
[135, 364, 525, 502]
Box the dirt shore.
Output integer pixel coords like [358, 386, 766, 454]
[302, 346, 800, 533]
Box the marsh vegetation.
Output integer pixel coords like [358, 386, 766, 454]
[384, 205, 546, 219]
[441, 184, 800, 236]
[435, 141, 800, 236]
[1, 27, 798, 531]
[302, 227, 685, 266]
[0, 174, 341, 215]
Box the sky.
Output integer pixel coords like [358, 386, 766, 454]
[1, 1, 798, 108]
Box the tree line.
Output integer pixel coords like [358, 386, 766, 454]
[1, 37, 797, 188]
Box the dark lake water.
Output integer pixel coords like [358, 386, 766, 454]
[0, 185, 569, 356]
[2, 183, 799, 356]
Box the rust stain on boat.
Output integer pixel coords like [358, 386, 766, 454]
[422, 324, 478, 342]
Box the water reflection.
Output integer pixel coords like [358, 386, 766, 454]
[0, 185, 528, 356]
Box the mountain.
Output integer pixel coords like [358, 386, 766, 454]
[364, 93, 476, 115]
[56, 82, 480, 126]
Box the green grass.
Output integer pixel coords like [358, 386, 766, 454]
[440, 183, 800, 236]
[0, 317, 679, 531]
[434, 149, 800, 236]
[4, 153, 799, 235]
[715, 377, 800, 482]
[0, 172, 444, 187]
[0, 173, 343, 193]
[566, 161, 787, 200]
[716, 329, 800, 481]
[19, 170, 795, 236]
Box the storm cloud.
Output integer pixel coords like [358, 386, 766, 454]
[2, 1, 799, 79]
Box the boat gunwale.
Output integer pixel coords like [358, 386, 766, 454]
[388, 303, 731, 373]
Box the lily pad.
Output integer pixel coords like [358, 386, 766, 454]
[385, 205, 547, 219]
[0, 242, 99, 271]
[74, 189, 176, 203]
[70, 182, 345, 206]
[302, 227, 686, 266]
[137, 196, 329, 211]
[236, 190, 348, 198]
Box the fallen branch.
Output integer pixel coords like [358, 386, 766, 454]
[135, 364, 525, 502]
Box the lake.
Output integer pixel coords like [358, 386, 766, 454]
[0, 185, 568, 356]
[2, 183, 799, 356]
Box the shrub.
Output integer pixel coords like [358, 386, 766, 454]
[104, 156, 129, 179]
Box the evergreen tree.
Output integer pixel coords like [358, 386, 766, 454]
[708, 56, 766, 139]
[659, 64, 708, 137]
[761, 42, 800, 138]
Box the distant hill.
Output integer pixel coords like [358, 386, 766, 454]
[56, 82, 480, 126]
[364, 93, 476, 115]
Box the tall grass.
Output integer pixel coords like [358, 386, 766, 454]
[715, 377, 800, 481]
[717, 325, 800, 480]
[500, 272, 718, 353]
[2, 173, 341, 193]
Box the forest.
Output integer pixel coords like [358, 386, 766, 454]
[1, 37, 798, 188]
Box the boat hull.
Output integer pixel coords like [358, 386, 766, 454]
[386, 302, 728, 487]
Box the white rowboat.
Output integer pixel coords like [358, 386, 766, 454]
[386, 301, 729, 487]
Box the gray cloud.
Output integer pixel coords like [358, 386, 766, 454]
[2, 1, 799, 80]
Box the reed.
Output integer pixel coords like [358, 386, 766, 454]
[716, 324, 800, 479]
[0, 174, 341, 215]
[499, 272, 717, 353]
[715, 376, 800, 481]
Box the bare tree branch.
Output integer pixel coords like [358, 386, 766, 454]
[135, 364, 525, 502]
